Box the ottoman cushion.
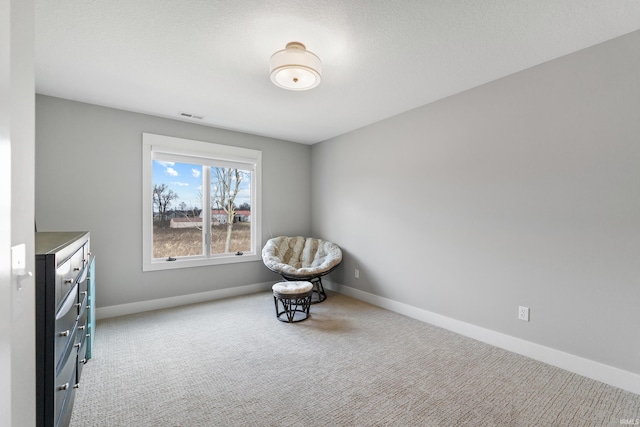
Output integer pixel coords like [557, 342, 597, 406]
[272, 281, 313, 294]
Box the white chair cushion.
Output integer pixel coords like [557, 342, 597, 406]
[262, 236, 343, 278]
[272, 281, 313, 294]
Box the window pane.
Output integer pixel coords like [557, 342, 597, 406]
[152, 160, 203, 258]
[210, 166, 252, 255]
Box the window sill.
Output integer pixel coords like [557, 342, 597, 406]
[143, 252, 261, 272]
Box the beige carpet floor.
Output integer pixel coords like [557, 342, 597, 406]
[70, 291, 639, 426]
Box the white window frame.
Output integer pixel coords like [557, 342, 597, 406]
[142, 133, 262, 271]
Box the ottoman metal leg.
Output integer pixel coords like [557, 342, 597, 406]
[273, 292, 311, 322]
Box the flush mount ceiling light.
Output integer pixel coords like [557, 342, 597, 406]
[270, 42, 322, 91]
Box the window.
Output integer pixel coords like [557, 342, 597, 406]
[142, 133, 261, 271]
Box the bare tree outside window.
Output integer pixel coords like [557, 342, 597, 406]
[212, 167, 244, 253]
[153, 183, 178, 227]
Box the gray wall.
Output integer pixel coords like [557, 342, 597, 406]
[311, 31, 640, 375]
[36, 96, 311, 308]
[2, 0, 36, 424]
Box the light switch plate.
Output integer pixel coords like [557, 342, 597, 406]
[11, 243, 27, 319]
[11, 243, 26, 276]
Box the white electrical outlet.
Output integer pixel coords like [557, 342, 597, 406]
[354, 269, 360, 279]
[518, 306, 530, 322]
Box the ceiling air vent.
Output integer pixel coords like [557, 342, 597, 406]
[179, 112, 203, 120]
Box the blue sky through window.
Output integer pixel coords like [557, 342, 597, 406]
[152, 160, 251, 211]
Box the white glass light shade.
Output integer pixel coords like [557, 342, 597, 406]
[270, 42, 321, 91]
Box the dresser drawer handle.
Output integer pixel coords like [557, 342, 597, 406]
[74, 343, 81, 349]
[64, 279, 73, 284]
[80, 358, 87, 364]
[78, 325, 85, 330]
[73, 383, 80, 389]
[59, 383, 69, 391]
[59, 330, 70, 337]
[73, 267, 80, 271]
[80, 291, 88, 297]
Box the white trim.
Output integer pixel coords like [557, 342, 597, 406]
[324, 280, 640, 396]
[144, 132, 260, 163]
[96, 281, 273, 320]
[143, 253, 262, 272]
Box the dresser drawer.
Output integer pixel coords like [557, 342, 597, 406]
[54, 350, 77, 427]
[54, 285, 79, 369]
[77, 282, 88, 319]
[55, 246, 86, 310]
[69, 245, 86, 279]
[78, 275, 88, 307]
[77, 308, 87, 342]
[55, 259, 75, 311]
[77, 332, 88, 382]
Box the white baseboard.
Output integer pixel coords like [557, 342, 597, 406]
[96, 281, 273, 320]
[325, 281, 640, 396]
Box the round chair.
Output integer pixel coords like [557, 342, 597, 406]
[262, 236, 343, 303]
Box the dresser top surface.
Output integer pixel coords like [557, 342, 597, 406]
[35, 231, 90, 255]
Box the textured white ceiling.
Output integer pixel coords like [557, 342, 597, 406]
[35, 0, 640, 144]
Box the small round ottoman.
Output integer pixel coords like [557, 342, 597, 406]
[272, 281, 313, 323]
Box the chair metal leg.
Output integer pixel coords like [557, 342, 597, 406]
[310, 277, 326, 304]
